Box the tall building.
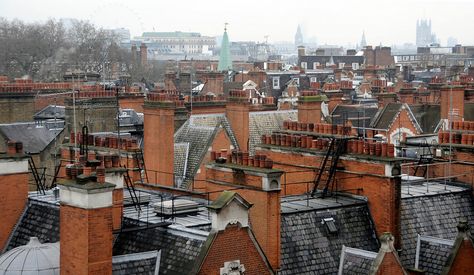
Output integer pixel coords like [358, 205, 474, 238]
[416, 19, 437, 46]
[295, 25, 304, 46]
[217, 24, 232, 71]
[360, 31, 367, 49]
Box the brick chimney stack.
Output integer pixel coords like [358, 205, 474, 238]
[205, 161, 283, 270]
[226, 90, 250, 151]
[297, 91, 328, 125]
[59, 173, 115, 275]
[140, 43, 147, 67]
[144, 94, 181, 186]
[0, 142, 28, 251]
[441, 85, 465, 122]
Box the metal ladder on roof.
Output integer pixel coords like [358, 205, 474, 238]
[123, 165, 142, 212]
[28, 155, 46, 195]
[133, 149, 149, 184]
[413, 140, 433, 178]
[311, 138, 347, 198]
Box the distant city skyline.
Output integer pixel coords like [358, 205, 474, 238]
[1, 0, 474, 46]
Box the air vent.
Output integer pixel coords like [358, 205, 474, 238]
[153, 199, 200, 216]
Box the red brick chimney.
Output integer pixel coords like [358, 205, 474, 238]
[143, 95, 178, 186]
[226, 90, 250, 151]
[297, 91, 328, 125]
[140, 43, 147, 67]
[370, 233, 408, 275]
[59, 174, 115, 275]
[399, 87, 417, 104]
[441, 85, 465, 121]
[205, 161, 283, 270]
[0, 142, 28, 251]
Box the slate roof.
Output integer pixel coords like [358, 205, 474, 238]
[399, 190, 474, 270]
[174, 142, 189, 183]
[6, 199, 59, 251]
[330, 105, 379, 134]
[249, 110, 297, 155]
[112, 250, 160, 275]
[299, 56, 364, 69]
[113, 219, 205, 275]
[371, 103, 422, 133]
[280, 195, 379, 275]
[417, 237, 453, 275]
[339, 246, 377, 275]
[174, 114, 238, 188]
[33, 105, 66, 120]
[371, 103, 402, 130]
[464, 103, 474, 121]
[408, 104, 441, 133]
[0, 122, 64, 154]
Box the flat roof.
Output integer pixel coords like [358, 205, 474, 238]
[281, 193, 367, 214]
[401, 180, 470, 199]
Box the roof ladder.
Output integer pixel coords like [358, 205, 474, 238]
[28, 155, 46, 195]
[134, 149, 149, 184]
[311, 138, 347, 198]
[123, 165, 142, 212]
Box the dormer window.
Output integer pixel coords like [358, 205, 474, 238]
[321, 217, 338, 234]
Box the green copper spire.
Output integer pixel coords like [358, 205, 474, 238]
[218, 23, 232, 71]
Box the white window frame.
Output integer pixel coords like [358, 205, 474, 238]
[301, 62, 307, 69]
[352, 63, 359, 70]
[272, 77, 280, 89]
[313, 62, 320, 69]
[292, 77, 300, 86]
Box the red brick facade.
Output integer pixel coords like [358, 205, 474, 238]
[60, 205, 113, 275]
[198, 225, 272, 275]
[0, 172, 29, 250]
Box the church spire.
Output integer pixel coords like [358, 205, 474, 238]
[360, 31, 367, 49]
[218, 23, 232, 71]
[295, 24, 303, 46]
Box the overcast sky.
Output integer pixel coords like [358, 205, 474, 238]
[1, 0, 473, 46]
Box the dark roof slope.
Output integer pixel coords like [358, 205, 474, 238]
[371, 103, 402, 130]
[33, 105, 66, 120]
[280, 198, 379, 274]
[465, 103, 474, 121]
[174, 114, 239, 188]
[249, 110, 297, 155]
[0, 122, 64, 153]
[331, 105, 379, 133]
[6, 199, 60, 251]
[112, 250, 160, 275]
[399, 191, 474, 269]
[408, 104, 441, 133]
[340, 248, 376, 275]
[418, 239, 453, 274]
[113, 219, 205, 275]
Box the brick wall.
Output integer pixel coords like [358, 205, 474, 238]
[446, 239, 474, 274]
[64, 98, 118, 134]
[198, 225, 271, 275]
[226, 102, 250, 151]
[203, 166, 281, 269]
[0, 172, 29, 250]
[0, 93, 35, 123]
[257, 148, 402, 247]
[60, 205, 113, 275]
[376, 252, 407, 275]
[143, 103, 175, 186]
[119, 96, 145, 113]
